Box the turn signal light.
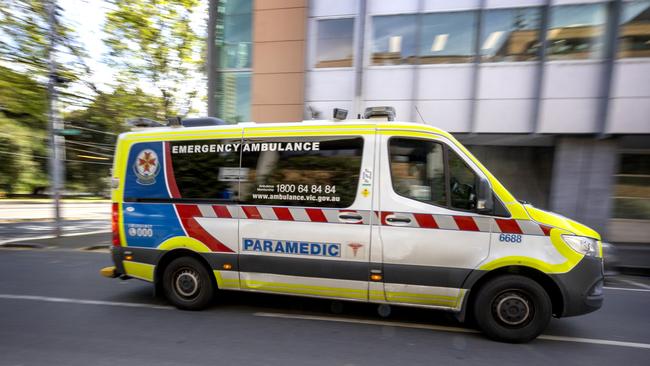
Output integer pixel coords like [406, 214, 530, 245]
[124, 255, 133, 261]
[370, 274, 383, 281]
[222, 263, 233, 270]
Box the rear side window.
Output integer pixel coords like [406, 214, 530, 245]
[169, 139, 241, 200]
[240, 136, 364, 208]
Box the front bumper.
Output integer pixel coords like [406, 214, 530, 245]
[551, 256, 604, 317]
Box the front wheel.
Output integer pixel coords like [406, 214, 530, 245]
[473, 275, 551, 343]
[162, 256, 215, 310]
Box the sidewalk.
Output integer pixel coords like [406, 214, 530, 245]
[0, 201, 110, 223]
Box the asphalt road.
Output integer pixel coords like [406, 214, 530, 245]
[0, 249, 648, 366]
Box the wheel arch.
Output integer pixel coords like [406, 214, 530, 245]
[154, 248, 217, 297]
[463, 265, 564, 318]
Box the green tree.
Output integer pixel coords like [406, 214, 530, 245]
[0, 66, 49, 194]
[0, 0, 97, 102]
[63, 86, 170, 193]
[104, 0, 202, 118]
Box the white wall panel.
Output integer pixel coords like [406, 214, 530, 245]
[538, 99, 600, 133]
[305, 70, 355, 102]
[478, 63, 537, 99]
[485, 0, 545, 8]
[475, 99, 534, 133]
[551, 0, 603, 5]
[416, 100, 472, 132]
[611, 60, 650, 98]
[303, 101, 354, 120]
[423, 0, 480, 12]
[364, 67, 414, 100]
[310, 0, 357, 17]
[417, 65, 473, 100]
[607, 98, 650, 134]
[543, 61, 603, 99]
[367, 0, 419, 14]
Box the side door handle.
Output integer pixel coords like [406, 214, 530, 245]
[385, 214, 411, 226]
[338, 213, 363, 223]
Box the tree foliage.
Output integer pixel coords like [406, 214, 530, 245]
[104, 0, 201, 117]
[64, 86, 170, 194]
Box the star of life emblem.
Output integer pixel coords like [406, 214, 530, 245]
[133, 149, 160, 185]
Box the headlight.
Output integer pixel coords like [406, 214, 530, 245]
[562, 235, 600, 257]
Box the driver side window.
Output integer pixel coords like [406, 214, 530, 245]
[389, 137, 478, 212]
[448, 149, 478, 211]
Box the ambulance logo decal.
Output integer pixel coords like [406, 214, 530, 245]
[133, 149, 160, 185]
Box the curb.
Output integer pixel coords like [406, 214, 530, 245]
[0, 230, 111, 250]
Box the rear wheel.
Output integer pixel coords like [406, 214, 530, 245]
[473, 274, 551, 343]
[162, 256, 215, 310]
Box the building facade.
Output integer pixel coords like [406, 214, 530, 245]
[207, 0, 650, 246]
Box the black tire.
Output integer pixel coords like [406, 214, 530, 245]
[473, 274, 551, 343]
[162, 256, 215, 310]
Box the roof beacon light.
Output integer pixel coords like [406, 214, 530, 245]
[364, 106, 396, 121]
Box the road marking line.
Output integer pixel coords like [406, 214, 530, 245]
[617, 278, 650, 290]
[254, 312, 650, 350]
[536, 334, 650, 349]
[604, 286, 650, 293]
[254, 312, 478, 334]
[0, 294, 173, 310]
[0, 230, 110, 246]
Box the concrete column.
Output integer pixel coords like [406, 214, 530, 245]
[251, 0, 307, 122]
[549, 137, 618, 239]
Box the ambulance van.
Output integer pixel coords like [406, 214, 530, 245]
[102, 114, 604, 342]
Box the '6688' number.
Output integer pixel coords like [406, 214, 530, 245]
[499, 233, 522, 243]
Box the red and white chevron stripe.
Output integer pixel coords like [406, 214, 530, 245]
[178, 204, 552, 237]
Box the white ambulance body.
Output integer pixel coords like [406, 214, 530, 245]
[104, 117, 604, 343]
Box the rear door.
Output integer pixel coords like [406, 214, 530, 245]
[237, 128, 376, 301]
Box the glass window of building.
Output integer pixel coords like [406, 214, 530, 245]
[419, 11, 478, 64]
[547, 4, 608, 60]
[618, 0, 650, 58]
[371, 15, 417, 65]
[315, 18, 355, 68]
[613, 153, 650, 220]
[480, 7, 542, 62]
[214, 0, 252, 122]
[218, 72, 251, 123]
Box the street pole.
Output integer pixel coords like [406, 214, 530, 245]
[46, 0, 63, 237]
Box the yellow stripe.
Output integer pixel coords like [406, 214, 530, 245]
[213, 270, 240, 289]
[241, 280, 368, 300]
[243, 130, 373, 138]
[123, 261, 155, 282]
[239, 279, 463, 307]
[158, 237, 213, 252]
[480, 227, 584, 274]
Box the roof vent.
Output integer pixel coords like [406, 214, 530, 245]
[364, 106, 395, 121]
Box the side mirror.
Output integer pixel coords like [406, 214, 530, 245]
[476, 176, 493, 214]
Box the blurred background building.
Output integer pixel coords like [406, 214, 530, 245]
[206, 0, 649, 250]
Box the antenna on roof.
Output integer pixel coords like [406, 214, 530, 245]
[414, 105, 426, 124]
